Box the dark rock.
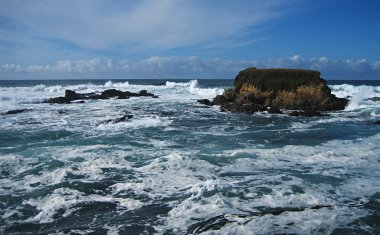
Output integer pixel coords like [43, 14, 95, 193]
[289, 110, 326, 117]
[267, 107, 282, 114]
[101, 89, 129, 99]
[137, 90, 155, 97]
[300, 110, 324, 117]
[65, 90, 78, 99]
[197, 99, 213, 106]
[100, 115, 134, 125]
[138, 90, 148, 96]
[368, 97, 380, 102]
[374, 120, 380, 125]
[4, 109, 28, 115]
[47, 96, 72, 104]
[289, 111, 300, 116]
[47, 89, 158, 104]
[212, 95, 229, 106]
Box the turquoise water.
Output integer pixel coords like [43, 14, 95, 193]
[1, 79, 380, 234]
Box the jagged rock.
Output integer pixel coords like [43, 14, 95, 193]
[99, 114, 134, 125]
[267, 107, 282, 114]
[4, 109, 28, 115]
[101, 89, 129, 99]
[209, 67, 348, 115]
[289, 111, 300, 117]
[212, 95, 230, 106]
[197, 99, 213, 106]
[47, 96, 72, 104]
[289, 110, 326, 117]
[221, 103, 266, 114]
[47, 89, 158, 104]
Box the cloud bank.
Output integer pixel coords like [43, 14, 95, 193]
[1, 55, 380, 80]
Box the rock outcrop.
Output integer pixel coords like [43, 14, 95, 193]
[199, 67, 348, 115]
[47, 89, 157, 104]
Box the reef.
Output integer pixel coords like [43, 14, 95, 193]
[198, 67, 348, 116]
[46, 89, 158, 104]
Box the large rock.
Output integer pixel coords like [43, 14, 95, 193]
[207, 67, 348, 114]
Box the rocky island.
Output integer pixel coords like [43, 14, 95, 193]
[199, 67, 348, 116]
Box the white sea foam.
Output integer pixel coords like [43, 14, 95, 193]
[164, 79, 223, 99]
[1, 81, 380, 233]
[330, 84, 380, 111]
[23, 188, 143, 223]
[111, 153, 218, 200]
[330, 84, 380, 98]
[2, 132, 379, 233]
[152, 134, 380, 233]
[104, 80, 130, 88]
[96, 115, 172, 131]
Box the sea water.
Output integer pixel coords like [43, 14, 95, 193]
[0, 79, 379, 234]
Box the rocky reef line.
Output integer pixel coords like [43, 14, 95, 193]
[46, 89, 158, 104]
[198, 67, 348, 116]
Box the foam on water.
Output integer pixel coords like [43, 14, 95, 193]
[330, 84, 380, 111]
[330, 84, 380, 99]
[1, 80, 380, 234]
[152, 134, 379, 234]
[23, 188, 143, 224]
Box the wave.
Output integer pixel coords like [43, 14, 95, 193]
[104, 80, 130, 88]
[330, 84, 380, 111]
[166, 79, 223, 98]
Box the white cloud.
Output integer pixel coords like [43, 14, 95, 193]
[1, 55, 380, 79]
[1, 64, 22, 73]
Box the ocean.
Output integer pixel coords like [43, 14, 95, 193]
[0, 79, 379, 234]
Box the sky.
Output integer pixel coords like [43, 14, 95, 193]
[0, 0, 380, 80]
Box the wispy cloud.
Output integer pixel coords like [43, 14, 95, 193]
[2, 55, 380, 79]
[0, 0, 298, 60]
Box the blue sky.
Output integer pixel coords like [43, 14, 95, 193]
[0, 0, 379, 79]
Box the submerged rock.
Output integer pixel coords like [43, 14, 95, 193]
[205, 67, 348, 116]
[99, 114, 134, 125]
[4, 109, 28, 115]
[368, 97, 380, 102]
[188, 205, 332, 234]
[47, 89, 158, 104]
[289, 110, 326, 117]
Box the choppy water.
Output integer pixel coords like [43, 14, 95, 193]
[0, 79, 380, 234]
